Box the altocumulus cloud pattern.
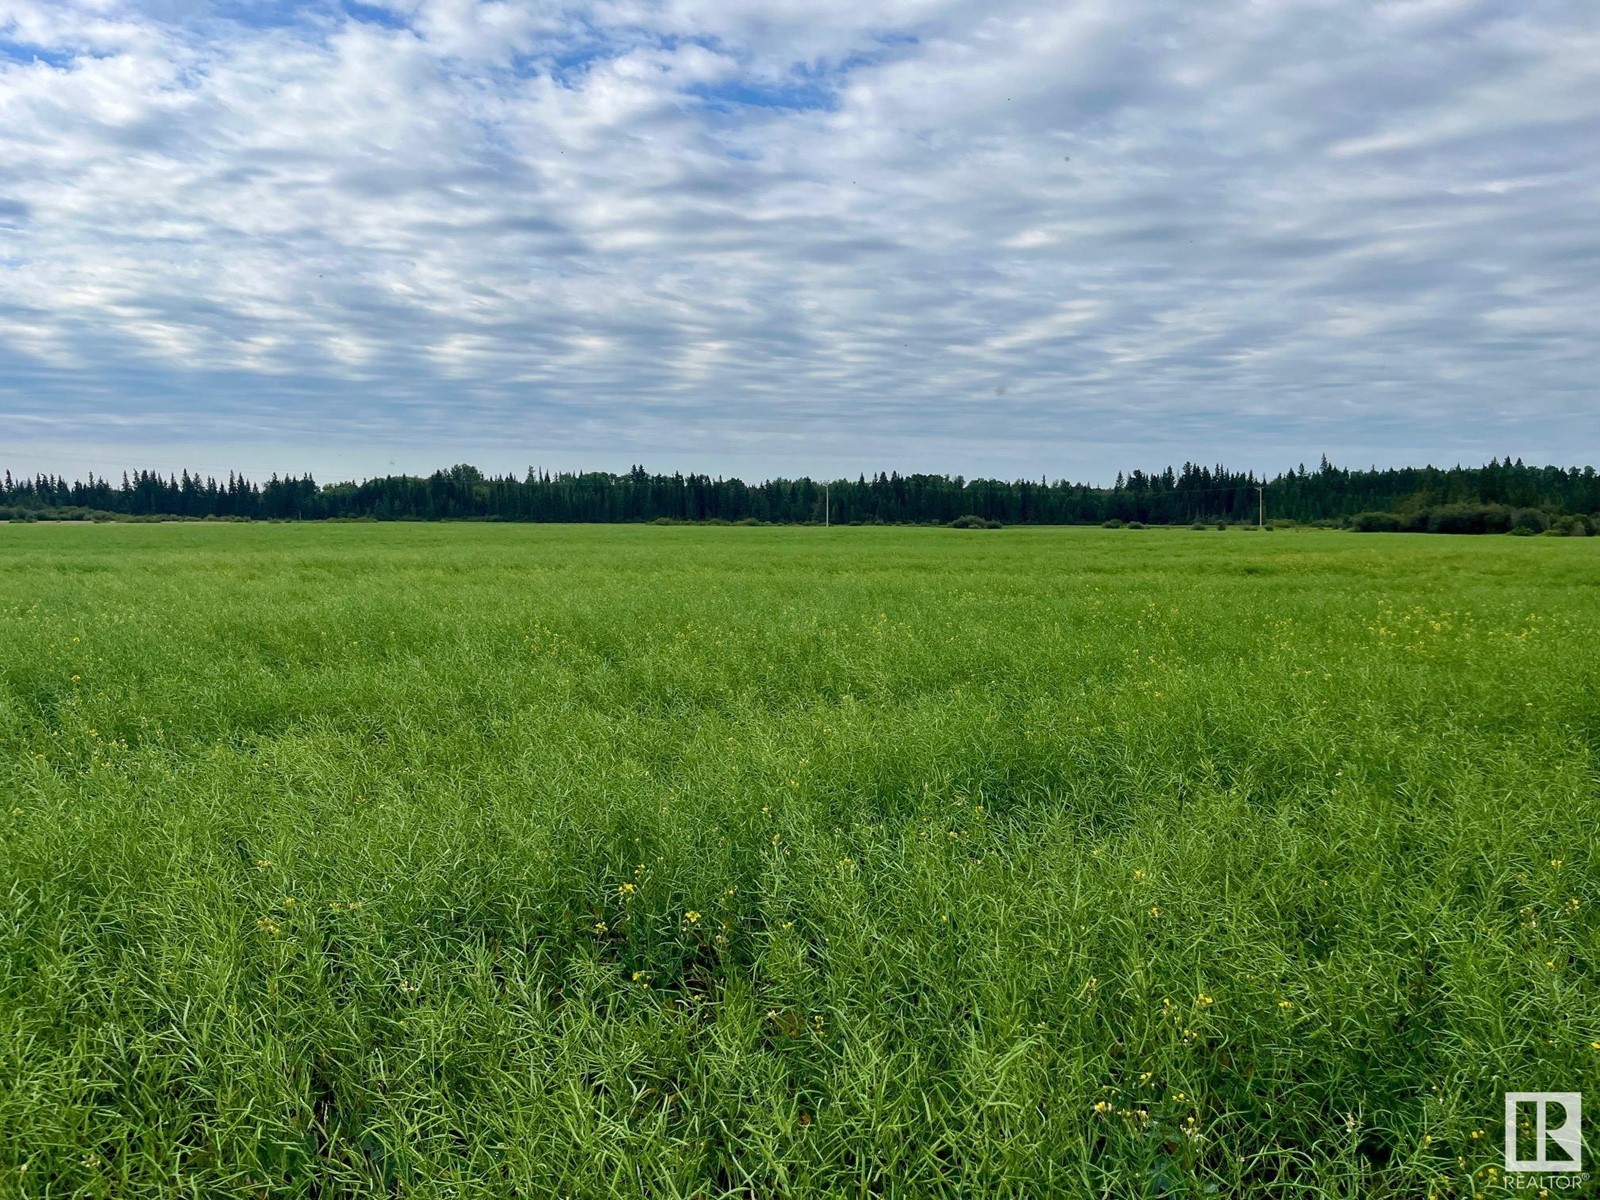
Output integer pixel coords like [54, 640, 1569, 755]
[1, 0, 1597, 480]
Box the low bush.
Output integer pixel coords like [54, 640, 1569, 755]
[1425, 504, 1512, 535]
[1512, 508, 1549, 534]
[1350, 512, 1404, 533]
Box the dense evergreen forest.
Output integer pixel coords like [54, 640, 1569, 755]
[2, 457, 1598, 530]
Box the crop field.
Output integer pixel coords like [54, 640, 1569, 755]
[1, 523, 1597, 1198]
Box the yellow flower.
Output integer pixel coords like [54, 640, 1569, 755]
[618, 882, 635, 895]
[1197, 994, 1214, 1006]
[685, 911, 701, 924]
[1550, 859, 1564, 870]
[1149, 905, 1162, 918]
[1093, 1101, 1112, 1114]
[1278, 1000, 1293, 1010]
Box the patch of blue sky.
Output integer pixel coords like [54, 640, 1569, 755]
[685, 30, 920, 115]
[204, 0, 327, 31]
[655, 32, 725, 54]
[867, 30, 922, 49]
[688, 76, 838, 113]
[522, 31, 732, 87]
[339, 0, 411, 31]
[832, 30, 921, 74]
[542, 42, 617, 87]
[0, 38, 77, 69]
[194, 1, 408, 38]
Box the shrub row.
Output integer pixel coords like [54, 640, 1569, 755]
[1349, 505, 1596, 535]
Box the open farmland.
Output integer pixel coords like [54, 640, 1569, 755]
[1, 523, 1597, 1198]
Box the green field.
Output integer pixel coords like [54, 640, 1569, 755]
[1, 524, 1596, 1197]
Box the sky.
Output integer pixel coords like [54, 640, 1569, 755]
[1, 0, 1597, 486]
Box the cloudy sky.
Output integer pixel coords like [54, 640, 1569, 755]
[1, 0, 1597, 485]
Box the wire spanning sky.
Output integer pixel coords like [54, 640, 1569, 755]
[2, 0, 1597, 484]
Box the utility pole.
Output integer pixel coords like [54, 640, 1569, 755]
[825, 483, 830, 527]
[1255, 484, 1265, 529]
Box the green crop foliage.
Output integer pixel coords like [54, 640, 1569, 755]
[1, 523, 1596, 1198]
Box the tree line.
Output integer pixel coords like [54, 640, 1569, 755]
[2, 457, 1597, 528]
